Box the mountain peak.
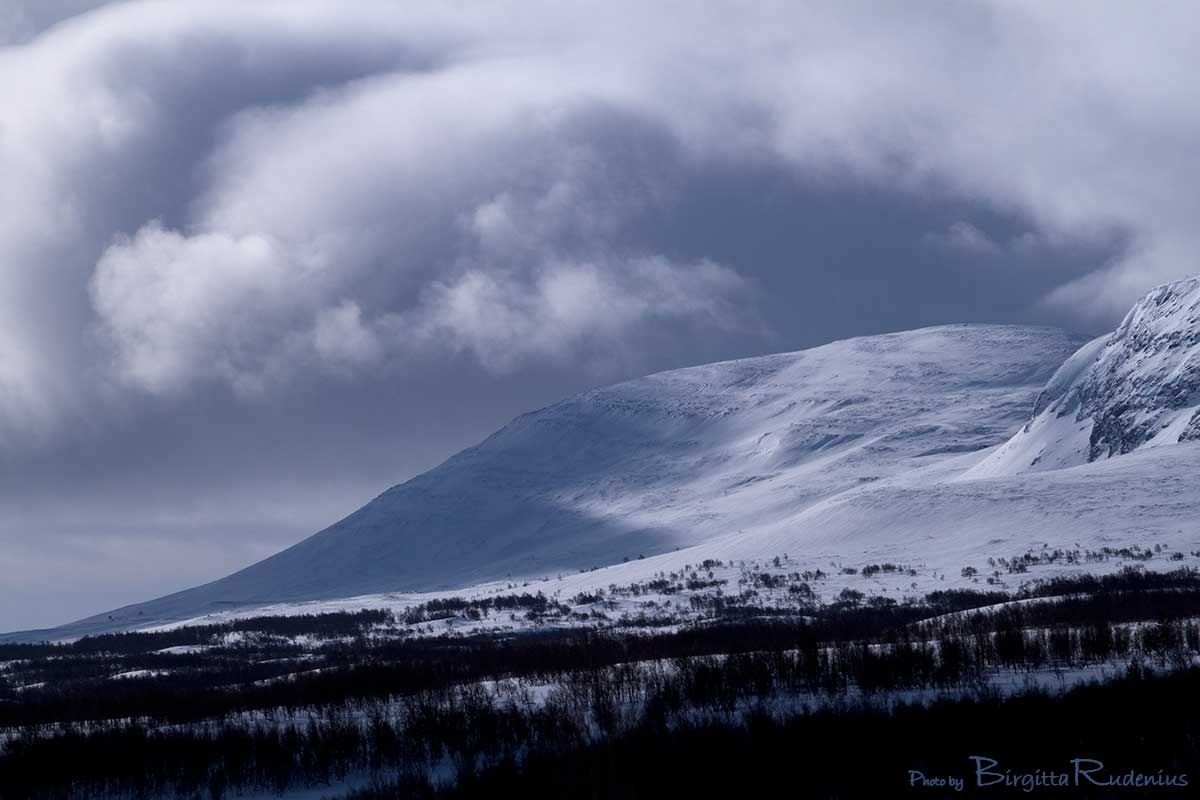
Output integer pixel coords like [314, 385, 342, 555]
[968, 274, 1200, 478]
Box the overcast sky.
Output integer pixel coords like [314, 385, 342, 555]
[0, 0, 1195, 630]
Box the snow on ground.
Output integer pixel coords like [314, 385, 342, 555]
[109, 669, 170, 680]
[11, 283, 1200, 644]
[19, 324, 1086, 641]
[152, 644, 212, 655]
[212, 658, 1168, 800]
[122, 435, 1200, 641]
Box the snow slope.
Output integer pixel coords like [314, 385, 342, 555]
[21, 324, 1081, 639]
[967, 276, 1200, 477]
[118, 431, 1200, 641]
[16, 274, 1200, 644]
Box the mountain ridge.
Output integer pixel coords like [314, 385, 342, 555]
[11, 323, 1084, 640]
[15, 277, 1200, 643]
[967, 276, 1200, 478]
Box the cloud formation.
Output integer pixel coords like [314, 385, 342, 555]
[1, 0, 1198, 628]
[5, 0, 1199, 433]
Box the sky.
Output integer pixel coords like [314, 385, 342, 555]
[0, 0, 1196, 631]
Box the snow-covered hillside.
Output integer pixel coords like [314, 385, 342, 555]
[16, 277, 1200, 643]
[29, 324, 1080, 639]
[968, 276, 1200, 477]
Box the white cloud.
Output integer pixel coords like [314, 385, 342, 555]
[312, 301, 384, 369]
[91, 224, 309, 395]
[923, 222, 1000, 256]
[402, 257, 754, 373]
[81, 56, 757, 393]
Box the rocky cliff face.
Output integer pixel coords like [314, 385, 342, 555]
[1081, 277, 1200, 458]
[968, 275, 1200, 477]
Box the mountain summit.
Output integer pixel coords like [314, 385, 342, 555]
[968, 276, 1200, 477]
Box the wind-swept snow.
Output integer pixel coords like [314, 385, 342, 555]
[19, 324, 1079, 640]
[14, 280, 1200, 644]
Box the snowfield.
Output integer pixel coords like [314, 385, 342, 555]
[8, 277, 1200, 642]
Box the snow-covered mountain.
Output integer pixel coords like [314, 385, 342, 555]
[37, 324, 1078, 637]
[14, 278, 1200, 641]
[967, 276, 1200, 477]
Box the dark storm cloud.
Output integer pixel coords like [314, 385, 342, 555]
[0, 0, 1192, 629]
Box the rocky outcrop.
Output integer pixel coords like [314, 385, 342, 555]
[965, 275, 1200, 478]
